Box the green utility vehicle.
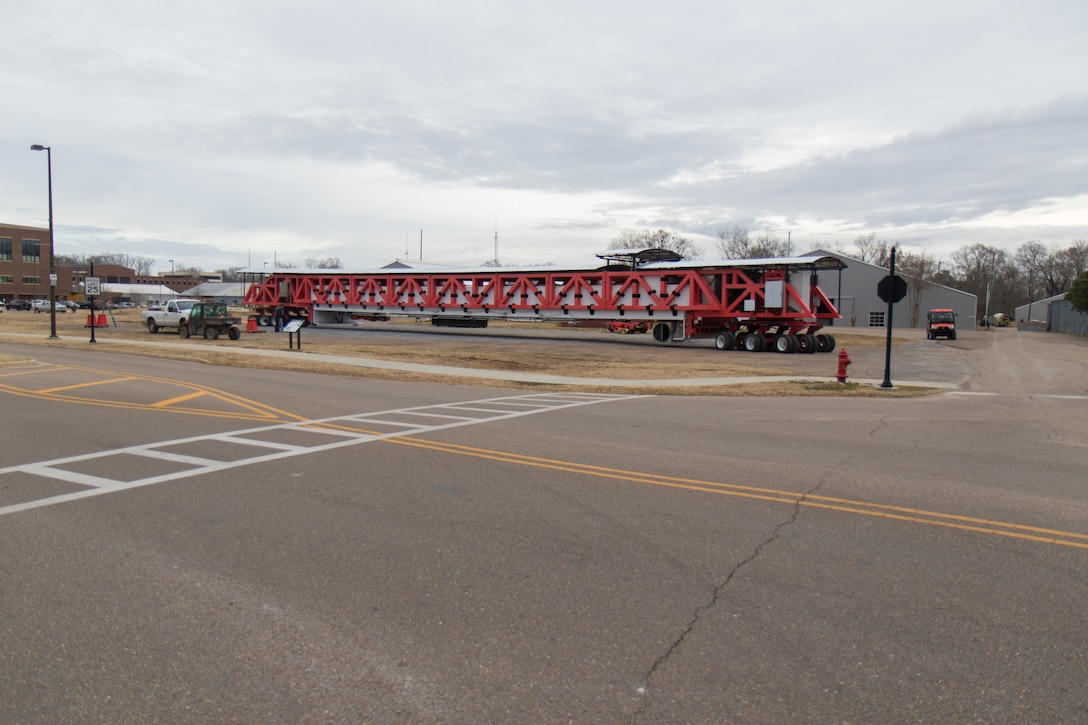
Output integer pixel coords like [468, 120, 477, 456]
[179, 302, 242, 340]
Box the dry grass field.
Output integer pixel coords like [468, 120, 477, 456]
[0, 307, 928, 396]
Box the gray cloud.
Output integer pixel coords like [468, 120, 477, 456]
[2, 0, 1086, 271]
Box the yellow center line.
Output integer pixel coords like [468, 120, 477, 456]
[0, 365, 65, 378]
[37, 376, 137, 394]
[152, 390, 208, 408]
[391, 437, 1088, 550]
[0, 363, 308, 423]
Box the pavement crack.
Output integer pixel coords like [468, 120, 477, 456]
[628, 477, 826, 723]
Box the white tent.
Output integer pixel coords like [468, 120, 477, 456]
[100, 282, 180, 305]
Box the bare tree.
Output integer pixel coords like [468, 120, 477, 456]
[63, 252, 156, 274]
[896, 250, 938, 327]
[215, 266, 245, 282]
[304, 257, 344, 269]
[127, 255, 156, 276]
[715, 227, 791, 259]
[853, 233, 889, 266]
[1015, 241, 1049, 302]
[608, 229, 702, 260]
[1066, 240, 1088, 276]
[715, 226, 751, 259]
[753, 230, 793, 257]
[1040, 240, 1088, 295]
[952, 243, 1012, 321]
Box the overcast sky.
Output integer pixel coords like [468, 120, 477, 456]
[3, 0, 1086, 273]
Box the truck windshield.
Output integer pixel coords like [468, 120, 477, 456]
[929, 312, 955, 323]
[176, 300, 196, 310]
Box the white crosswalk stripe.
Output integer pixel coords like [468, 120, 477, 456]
[0, 392, 645, 517]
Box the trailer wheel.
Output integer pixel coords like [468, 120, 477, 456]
[774, 334, 796, 353]
[179, 324, 190, 339]
[743, 333, 765, 352]
[796, 333, 816, 353]
[258, 315, 272, 327]
[714, 331, 734, 351]
[228, 327, 241, 340]
[816, 333, 836, 353]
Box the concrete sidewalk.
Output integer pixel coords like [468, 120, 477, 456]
[0, 332, 959, 390]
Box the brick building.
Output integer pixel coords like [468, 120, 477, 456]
[1, 222, 212, 303]
[0, 222, 54, 302]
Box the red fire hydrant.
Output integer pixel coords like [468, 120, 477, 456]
[836, 348, 852, 383]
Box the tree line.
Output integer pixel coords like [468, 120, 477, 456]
[608, 228, 1088, 322]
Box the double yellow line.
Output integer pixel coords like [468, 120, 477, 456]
[0, 363, 303, 422]
[393, 437, 1088, 550]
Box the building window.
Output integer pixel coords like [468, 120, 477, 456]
[0, 275, 13, 284]
[21, 239, 41, 263]
[0, 237, 12, 261]
[23, 276, 42, 285]
[868, 311, 886, 328]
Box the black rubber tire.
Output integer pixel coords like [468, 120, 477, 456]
[204, 327, 219, 340]
[817, 334, 836, 353]
[797, 333, 817, 353]
[714, 331, 734, 351]
[228, 327, 241, 340]
[147, 319, 159, 333]
[774, 335, 795, 353]
[179, 324, 190, 339]
[743, 333, 765, 352]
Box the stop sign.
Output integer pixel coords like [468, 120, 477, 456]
[877, 275, 907, 303]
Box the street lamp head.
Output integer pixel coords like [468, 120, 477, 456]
[31, 144, 48, 151]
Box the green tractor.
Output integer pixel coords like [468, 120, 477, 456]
[179, 302, 242, 340]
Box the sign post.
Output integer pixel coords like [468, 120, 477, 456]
[876, 248, 904, 388]
[283, 318, 305, 350]
[85, 269, 100, 344]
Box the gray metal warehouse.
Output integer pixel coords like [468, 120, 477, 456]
[806, 250, 977, 330]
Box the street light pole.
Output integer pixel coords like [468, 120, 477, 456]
[30, 144, 58, 338]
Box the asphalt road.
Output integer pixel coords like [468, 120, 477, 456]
[1, 331, 1086, 723]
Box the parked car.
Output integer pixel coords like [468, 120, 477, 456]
[32, 299, 68, 313]
[6, 300, 32, 311]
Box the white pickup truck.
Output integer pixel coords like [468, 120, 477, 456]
[141, 299, 198, 333]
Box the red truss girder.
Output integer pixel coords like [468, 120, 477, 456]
[244, 266, 839, 319]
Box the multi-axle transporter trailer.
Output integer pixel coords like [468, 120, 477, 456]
[243, 250, 847, 354]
